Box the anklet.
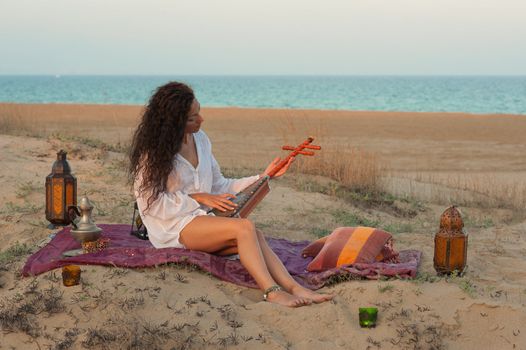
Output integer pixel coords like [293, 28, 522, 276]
[263, 285, 282, 301]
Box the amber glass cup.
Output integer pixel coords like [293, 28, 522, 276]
[359, 307, 378, 328]
[62, 265, 81, 286]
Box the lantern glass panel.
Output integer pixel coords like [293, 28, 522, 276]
[52, 178, 64, 217]
[45, 150, 77, 226]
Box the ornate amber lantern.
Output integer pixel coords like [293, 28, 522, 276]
[45, 150, 77, 226]
[434, 206, 468, 275]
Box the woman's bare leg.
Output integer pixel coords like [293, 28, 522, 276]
[214, 246, 238, 256]
[254, 229, 334, 303]
[179, 216, 311, 307]
[192, 227, 333, 303]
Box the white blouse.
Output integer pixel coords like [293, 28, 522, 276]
[134, 130, 259, 249]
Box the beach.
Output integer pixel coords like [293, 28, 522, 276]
[1, 103, 525, 349]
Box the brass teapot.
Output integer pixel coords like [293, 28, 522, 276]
[68, 196, 102, 244]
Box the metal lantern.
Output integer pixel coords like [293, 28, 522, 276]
[433, 206, 468, 275]
[45, 150, 77, 225]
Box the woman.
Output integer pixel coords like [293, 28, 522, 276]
[129, 82, 333, 307]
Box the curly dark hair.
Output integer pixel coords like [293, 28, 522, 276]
[128, 81, 195, 212]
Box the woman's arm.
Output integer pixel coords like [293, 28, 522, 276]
[189, 192, 238, 212]
[259, 157, 294, 179]
[210, 153, 260, 195]
[136, 190, 200, 220]
[134, 166, 200, 220]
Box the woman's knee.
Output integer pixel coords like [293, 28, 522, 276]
[255, 228, 265, 240]
[235, 219, 256, 239]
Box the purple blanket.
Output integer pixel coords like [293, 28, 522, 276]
[22, 224, 421, 290]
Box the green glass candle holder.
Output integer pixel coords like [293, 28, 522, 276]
[359, 307, 378, 328]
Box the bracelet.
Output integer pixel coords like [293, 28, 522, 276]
[263, 285, 282, 301]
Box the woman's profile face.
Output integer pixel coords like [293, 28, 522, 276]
[185, 99, 203, 134]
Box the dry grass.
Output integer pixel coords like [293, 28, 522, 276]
[387, 172, 526, 213]
[293, 146, 383, 194]
[2, 102, 525, 215]
[275, 113, 384, 194]
[0, 106, 46, 137]
[0, 103, 136, 152]
[0, 110, 129, 155]
[0, 242, 33, 265]
[0, 283, 64, 338]
[275, 117, 525, 216]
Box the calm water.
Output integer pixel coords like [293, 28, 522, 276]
[0, 75, 525, 115]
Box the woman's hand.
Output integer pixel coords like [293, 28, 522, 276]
[260, 157, 294, 179]
[189, 192, 237, 212]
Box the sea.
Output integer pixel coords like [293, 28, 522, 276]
[0, 75, 525, 115]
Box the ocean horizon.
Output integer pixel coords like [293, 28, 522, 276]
[1, 75, 525, 115]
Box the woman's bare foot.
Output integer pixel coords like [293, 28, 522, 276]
[265, 290, 312, 307]
[290, 285, 334, 304]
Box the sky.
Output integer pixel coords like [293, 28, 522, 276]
[0, 0, 525, 75]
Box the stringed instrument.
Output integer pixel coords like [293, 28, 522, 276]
[210, 137, 321, 218]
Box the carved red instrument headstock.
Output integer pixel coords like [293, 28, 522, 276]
[267, 137, 321, 178]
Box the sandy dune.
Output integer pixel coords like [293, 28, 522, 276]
[0, 103, 525, 349]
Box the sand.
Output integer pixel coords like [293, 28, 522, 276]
[0, 103, 525, 349]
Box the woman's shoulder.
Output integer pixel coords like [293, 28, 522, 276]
[194, 129, 211, 147]
[195, 129, 208, 139]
